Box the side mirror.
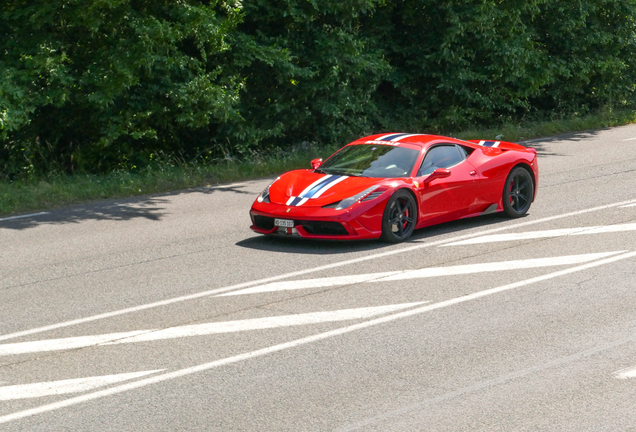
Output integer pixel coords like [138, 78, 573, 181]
[424, 168, 451, 184]
[311, 158, 323, 169]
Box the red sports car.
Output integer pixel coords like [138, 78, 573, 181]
[250, 133, 538, 242]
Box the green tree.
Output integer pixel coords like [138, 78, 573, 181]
[217, 0, 390, 152]
[1, 0, 241, 178]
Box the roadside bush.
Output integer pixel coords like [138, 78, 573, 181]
[367, 0, 636, 131]
[0, 0, 242, 179]
[1, 0, 635, 180]
[216, 0, 389, 153]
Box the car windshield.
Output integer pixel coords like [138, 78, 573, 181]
[319, 145, 419, 178]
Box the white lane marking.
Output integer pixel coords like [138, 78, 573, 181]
[614, 366, 636, 379]
[3, 198, 636, 344]
[621, 203, 636, 208]
[218, 272, 402, 296]
[444, 223, 636, 246]
[0, 331, 150, 356]
[621, 137, 636, 141]
[375, 252, 622, 282]
[0, 304, 425, 356]
[220, 252, 621, 296]
[0, 212, 50, 222]
[2, 251, 635, 424]
[0, 370, 164, 400]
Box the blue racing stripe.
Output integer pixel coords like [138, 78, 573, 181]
[380, 133, 409, 141]
[290, 197, 304, 206]
[302, 175, 343, 199]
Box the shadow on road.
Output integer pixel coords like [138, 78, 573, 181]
[0, 180, 266, 231]
[522, 128, 605, 157]
[236, 212, 515, 255]
[0, 197, 168, 230]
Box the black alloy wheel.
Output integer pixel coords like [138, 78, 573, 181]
[502, 166, 534, 218]
[381, 190, 417, 243]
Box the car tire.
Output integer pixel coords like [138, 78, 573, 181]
[502, 166, 534, 218]
[381, 190, 417, 243]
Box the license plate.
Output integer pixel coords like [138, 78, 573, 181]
[274, 218, 294, 228]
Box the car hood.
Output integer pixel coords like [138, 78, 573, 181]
[268, 170, 387, 207]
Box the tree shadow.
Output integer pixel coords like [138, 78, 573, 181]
[0, 181, 265, 231]
[236, 212, 515, 255]
[0, 197, 168, 230]
[194, 183, 257, 196]
[521, 128, 605, 157]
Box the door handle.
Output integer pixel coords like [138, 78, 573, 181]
[470, 170, 477, 176]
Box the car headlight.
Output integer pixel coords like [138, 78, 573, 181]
[335, 185, 380, 210]
[257, 178, 279, 203]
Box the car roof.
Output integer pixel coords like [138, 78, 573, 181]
[351, 133, 476, 150]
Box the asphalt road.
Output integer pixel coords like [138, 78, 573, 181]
[2, 125, 636, 431]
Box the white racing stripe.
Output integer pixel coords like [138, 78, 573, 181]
[311, 175, 348, 198]
[444, 223, 636, 246]
[0, 303, 425, 356]
[2, 198, 636, 344]
[2, 251, 635, 424]
[0, 370, 164, 400]
[220, 252, 622, 296]
[614, 366, 636, 379]
[299, 175, 333, 197]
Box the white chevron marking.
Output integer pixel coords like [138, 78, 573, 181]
[220, 252, 622, 296]
[0, 370, 164, 400]
[0, 303, 425, 356]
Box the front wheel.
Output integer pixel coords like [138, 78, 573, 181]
[502, 167, 534, 218]
[381, 190, 417, 243]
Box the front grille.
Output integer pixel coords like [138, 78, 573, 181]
[252, 215, 275, 230]
[297, 220, 348, 236]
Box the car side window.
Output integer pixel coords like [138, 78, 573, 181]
[418, 145, 465, 176]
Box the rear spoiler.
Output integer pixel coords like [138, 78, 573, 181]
[466, 140, 534, 153]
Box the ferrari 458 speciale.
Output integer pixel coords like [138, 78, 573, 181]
[250, 133, 538, 242]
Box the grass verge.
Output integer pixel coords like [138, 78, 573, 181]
[2, 108, 635, 217]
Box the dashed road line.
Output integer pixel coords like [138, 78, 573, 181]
[2, 250, 634, 424]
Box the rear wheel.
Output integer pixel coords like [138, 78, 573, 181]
[381, 190, 416, 243]
[502, 167, 534, 218]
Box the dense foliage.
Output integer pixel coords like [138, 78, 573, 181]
[2, 0, 635, 179]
